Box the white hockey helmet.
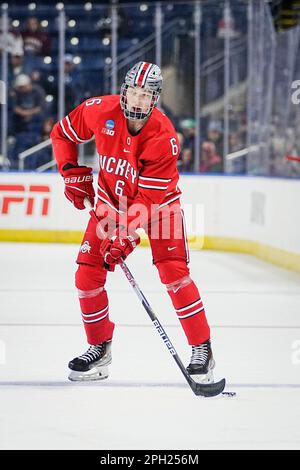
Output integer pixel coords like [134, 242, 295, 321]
[120, 61, 163, 120]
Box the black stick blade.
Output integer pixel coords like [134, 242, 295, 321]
[189, 377, 226, 397]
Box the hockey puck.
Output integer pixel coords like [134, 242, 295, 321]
[221, 391, 237, 397]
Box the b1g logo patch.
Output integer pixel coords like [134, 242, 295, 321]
[80, 240, 91, 254]
[101, 119, 115, 136]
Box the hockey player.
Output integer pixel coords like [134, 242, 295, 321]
[51, 61, 215, 383]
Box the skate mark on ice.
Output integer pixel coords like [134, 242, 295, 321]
[0, 381, 300, 389]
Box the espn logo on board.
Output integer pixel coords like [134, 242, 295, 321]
[0, 184, 51, 216]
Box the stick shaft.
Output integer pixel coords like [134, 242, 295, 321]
[119, 259, 196, 387]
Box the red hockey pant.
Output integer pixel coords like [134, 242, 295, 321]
[75, 204, 210, 346]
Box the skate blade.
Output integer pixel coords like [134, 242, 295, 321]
[191, 369, 214, 384]
[68, 365, 109, 382]
[191, 359, 216, 384]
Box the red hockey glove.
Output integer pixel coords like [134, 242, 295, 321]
[62, 164, 95, 210]
[100, 229, 140, 271]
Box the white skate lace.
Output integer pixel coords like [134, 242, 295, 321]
[78, 344, 104, 363]
[190, 343, 209, 365]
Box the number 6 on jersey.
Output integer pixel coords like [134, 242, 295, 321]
[170, 137, 179, 156]
[115, 179, 125, 196]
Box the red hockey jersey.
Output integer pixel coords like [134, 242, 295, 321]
[51, 95, 181, 226]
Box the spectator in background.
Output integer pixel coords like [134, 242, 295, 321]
[41, 117, 54, 142]
[21, 17, 51, 74]
[178, 118, 195, 172]
[8, 54, 33, 84]
[64, 54, 84, 113]
[217, 6, 239, 39]
[11, 73, 45, 133]
[29, 68, 55, 118]
[200, 141, 222, 173]
[0, 16, 24, 57]
[8, 73, 45, 169]
[30, 68, 48, 89]
[206, 119, 224, 160]
[29, 117, 55, 170]
[38, 54, 85, 116]
[9, 54, 25, 78]
[22, 17, 51, 57]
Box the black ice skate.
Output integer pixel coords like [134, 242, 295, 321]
[186, 339, 215, 384]
[68, 340, 112, 381]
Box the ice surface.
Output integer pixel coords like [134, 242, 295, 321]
[0, 243, 300, 449]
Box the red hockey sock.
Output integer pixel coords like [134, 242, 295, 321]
[167, 277, 210, 345]
[75, 264, 115, 345]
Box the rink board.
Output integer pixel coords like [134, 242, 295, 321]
[0, 172, 300, 273]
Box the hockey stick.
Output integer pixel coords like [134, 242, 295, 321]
[84, 199, 226, 397]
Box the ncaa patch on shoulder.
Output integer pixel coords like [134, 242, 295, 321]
[105, 120, 115, 130]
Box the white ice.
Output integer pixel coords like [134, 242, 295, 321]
[0, 242, 300, 449]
